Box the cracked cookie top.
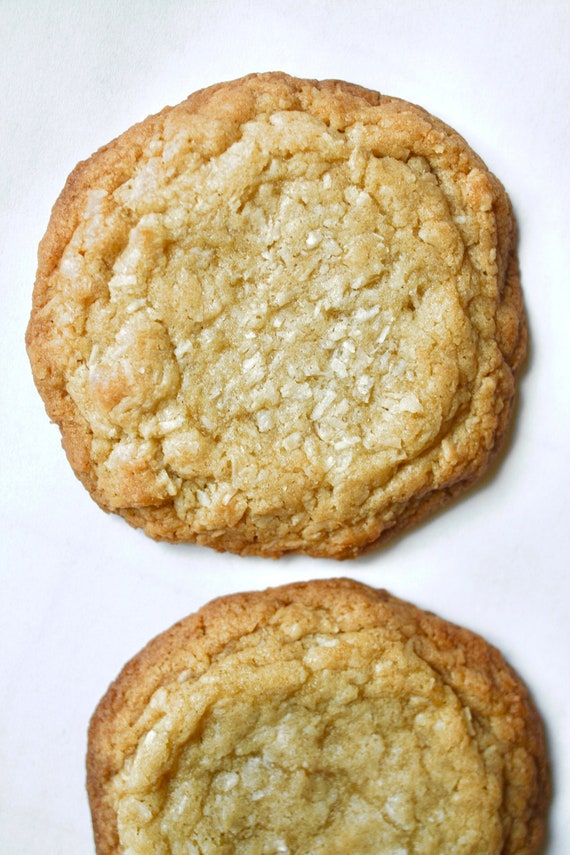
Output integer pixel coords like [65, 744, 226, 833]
[86, 579, 548, 854]
[26, 73, 526, 557]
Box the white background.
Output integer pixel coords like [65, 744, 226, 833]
[1, 1, 568, 852]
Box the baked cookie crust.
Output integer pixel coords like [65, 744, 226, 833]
[26, 73, 527, 558]
[86, 579, 548, 854]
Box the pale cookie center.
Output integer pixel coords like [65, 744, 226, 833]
[60, 111, 477, 518]
[113, 632, 502, 854]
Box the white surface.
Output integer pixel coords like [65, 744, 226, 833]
[1, 1, 568, 851]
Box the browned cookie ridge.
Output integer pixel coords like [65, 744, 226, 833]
[87, 579, 548, 854]
[27, 73, 527, 557]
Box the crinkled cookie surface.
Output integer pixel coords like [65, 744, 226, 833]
[26, 72, 526, 557]
[87, 579, 548, 854]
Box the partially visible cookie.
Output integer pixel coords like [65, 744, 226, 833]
[27, 72, 526, 558]
[87, 578, 548, 855]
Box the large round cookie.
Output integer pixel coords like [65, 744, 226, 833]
[26, 73, 526, 558]
[87, 579, 548, 854]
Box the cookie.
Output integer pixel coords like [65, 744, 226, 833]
[26, 73, 526, 558]
[86, 578, 548, 854]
